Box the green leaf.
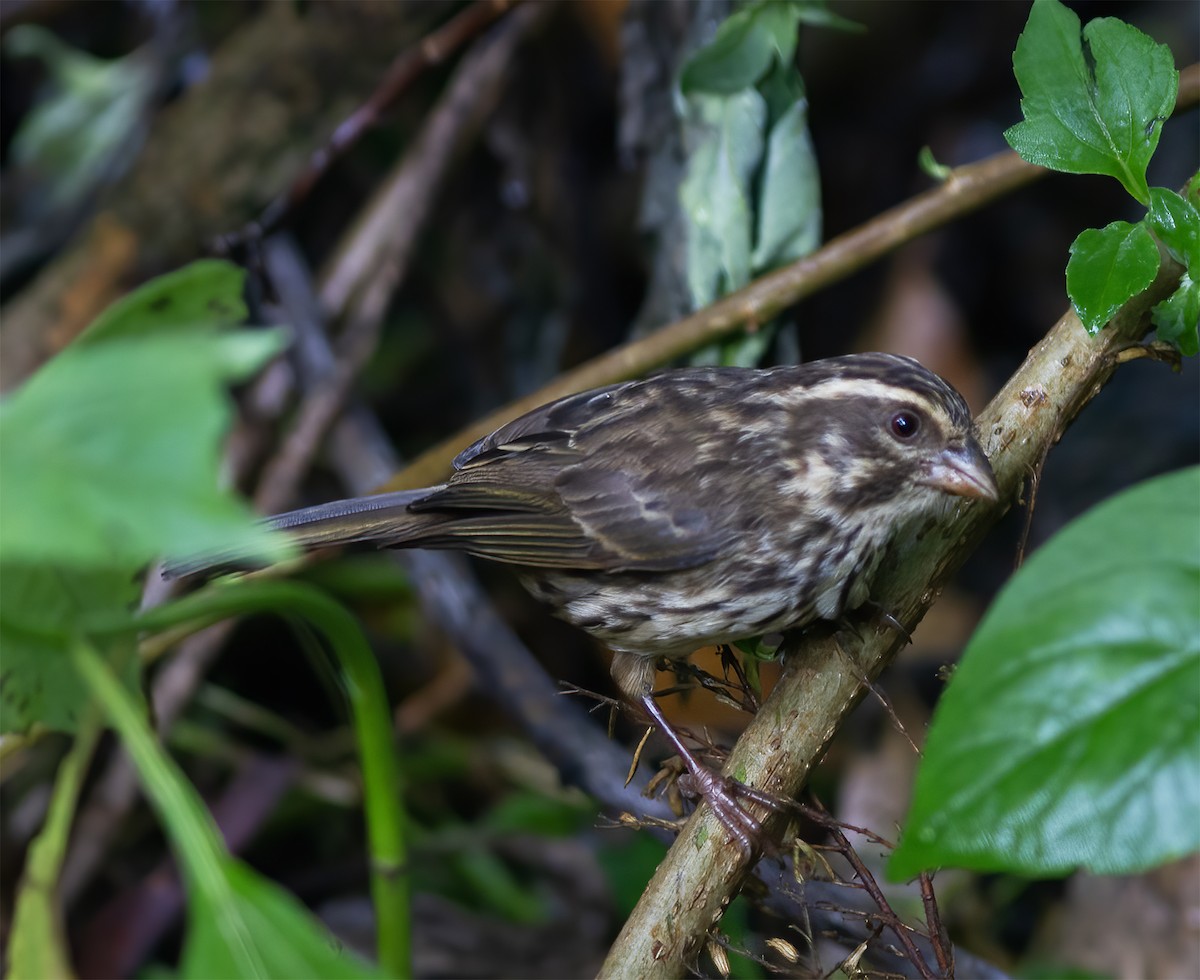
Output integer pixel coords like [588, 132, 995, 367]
[0, 565, 139, 734]
[679, 1, 859, 96]
[4, 26, 155, 210]
[1147, 186, 1200, 277]
[1151, 275, 1200, 356]
[71, 640, 381, 980]
[891, 468, 1200, 880]
[182, 861, 381, 980]
[680, 2, 801, 96]
[752, 96, 821, 269]
[80, 259, 248, 344]
[680, 89, 767, 309]
[1003, 0, 1177, 204]
[0, 330, 293, 571]
[1066, 220, 1160, 333]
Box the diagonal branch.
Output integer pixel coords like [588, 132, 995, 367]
[598, 247, 1187, 977]
[384, 62, 1198, 494]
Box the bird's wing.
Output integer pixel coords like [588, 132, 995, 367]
[451, 380, 638, 469]
[409, 457, 732, 572]
[412, 376, 736, 571]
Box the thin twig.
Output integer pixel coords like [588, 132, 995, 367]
[919, 872, 953, 978]
[823, 819, 936, 980]
[215, 0, 519, 253]
[254, 3, 542, 510]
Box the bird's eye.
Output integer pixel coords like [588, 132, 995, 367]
[889, 411, 920, 439]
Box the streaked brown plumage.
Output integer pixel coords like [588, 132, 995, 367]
[175, 352, 998, 845]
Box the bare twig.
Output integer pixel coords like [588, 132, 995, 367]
[215, 0, 519, 253]
[253, 2, 543, 510]
[823, 820, 936, 980]
[919, 872, 953, 978]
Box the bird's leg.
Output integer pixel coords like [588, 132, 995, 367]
[612, 650, 781, 852]
[636, 691, 773, 855]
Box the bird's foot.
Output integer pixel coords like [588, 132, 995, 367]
[638, 692, 779, 857]
[675, 768, 768, 856]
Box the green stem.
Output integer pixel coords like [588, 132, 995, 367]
[5, 710, 103, 980]
[129, 581, 410, 978]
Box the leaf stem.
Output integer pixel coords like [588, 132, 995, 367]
[128, 581, 411, 978]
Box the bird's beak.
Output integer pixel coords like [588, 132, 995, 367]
[925, 441, 999, 502]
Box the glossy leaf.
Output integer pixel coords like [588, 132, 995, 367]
[1004, 0, 1177, 204]
[1151, 276, 1200, 356]
[1066, 221, 1160, 333]
[1147, 186, 1200, 277]
[891, 468, 1200, 879]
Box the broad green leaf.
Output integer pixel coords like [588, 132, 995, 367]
[1147, 186, 1200, 277]
[0, 330, 293, 570]
[1003, 0, 1177, 204]
[1151, 275, 1200, 356]
[72, 640, 380, 979]
[680, 89, 767, 309]
[0, 565, 139, 734]
[1066, 220, 1160, 332]
[891, 467, 1200, 880]
[752, 97, 821, 268]
[79, 259, 248, 344]
[182, 861, 380, 980]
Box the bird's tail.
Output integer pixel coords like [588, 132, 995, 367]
[162, 488, 435, 579]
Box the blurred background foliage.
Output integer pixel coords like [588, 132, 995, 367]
[0, 1, 1197, 977]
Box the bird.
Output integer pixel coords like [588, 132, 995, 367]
[171, 352, 998, 847]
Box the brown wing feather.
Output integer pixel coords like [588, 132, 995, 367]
[410, 458, 731, 571]
[414, 375, 737, 571]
